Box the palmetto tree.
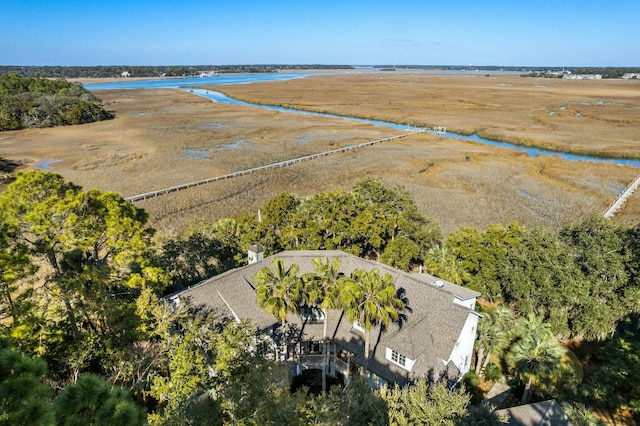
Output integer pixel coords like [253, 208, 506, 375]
[514, 312, 555, 341]
[474, 305, 513, 374]
[255, 257, 302, 360]
[506, 314, 566, 404]
[302, 257, 344, 391]
[341, 268, 405, 373]
[304, 257, 343, 339]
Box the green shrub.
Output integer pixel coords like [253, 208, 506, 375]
[461, 371, 483, 403]
[484, 363, 502, 382]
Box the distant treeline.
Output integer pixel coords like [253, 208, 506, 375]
[378, 65, 640, 78]
[0, 74, 113, 131]
[0, 64, 355, 79]
[521, 67, 640, 79]
[3, 64, 638, 79]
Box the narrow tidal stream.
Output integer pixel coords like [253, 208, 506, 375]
[190, 88, 640, 168]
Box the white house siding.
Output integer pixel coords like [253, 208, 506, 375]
[453, 296, 476, 310]
[447, 311, 481, 376]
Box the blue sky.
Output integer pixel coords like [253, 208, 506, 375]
[2, 0, 638, 66]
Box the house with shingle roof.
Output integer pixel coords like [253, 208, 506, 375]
[169, 248, 481, 387]
[496, 399, 571, 425]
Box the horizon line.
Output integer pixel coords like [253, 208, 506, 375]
[2, 64, 639, 69]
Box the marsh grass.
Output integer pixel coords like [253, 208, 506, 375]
[215, 74, 640, 159]
[2, 77, 638, 236]
[138, 134, 635, 236]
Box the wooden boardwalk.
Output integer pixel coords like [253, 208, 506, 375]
[124, 131, 421, 203]
[603, 174, 640, 219]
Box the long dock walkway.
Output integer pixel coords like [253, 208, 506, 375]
[124, 130, 422, 203]
[603, 174, 640, 219]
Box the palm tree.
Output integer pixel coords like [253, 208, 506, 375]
[474, 306, 513, 374]
[506, 317, 566, 404]
[560, 402, 606, 426]
[341, 268, 405, 374]
[254, 257, 302, 360]
[302, 257, 344, 392]
[514, 312, 555, 340]
[305, 257, 343, 339]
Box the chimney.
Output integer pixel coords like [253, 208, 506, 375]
[248, 243, 264, 264]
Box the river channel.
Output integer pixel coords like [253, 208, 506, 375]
[85, 74, 640, 168]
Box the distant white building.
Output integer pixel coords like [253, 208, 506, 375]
[120, 70, 131, 78]
[562, 74, 602, 80]
[622, 73, 640, 79]
[198, 70, 219, 77]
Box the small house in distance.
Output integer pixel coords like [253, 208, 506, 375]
[169, 249, 481, 388]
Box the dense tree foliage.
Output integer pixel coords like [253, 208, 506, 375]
[0, 65, 355, 79]
[444, 217, 639, 340]
[157, 179, 441, 290]
[0, 74, 112, 130]
[157, 219, 241, 291]
[55, 374, 146, 426]
[0, 171, 168, 383]
[254, 179, 440, 268]
[3, 171, 640, 422]
[0, 340, 53, 426]
[584, 330, 640, 422]
[0, 340, 144, 426]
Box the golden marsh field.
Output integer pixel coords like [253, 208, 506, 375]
[2, 73, 639, 235]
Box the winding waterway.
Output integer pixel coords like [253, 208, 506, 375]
[85, 74, 640, 168]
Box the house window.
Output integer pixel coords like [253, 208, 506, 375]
[300, 306, 325, 322]
[390, 350, 406, 367]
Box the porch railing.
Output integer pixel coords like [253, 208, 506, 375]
[298, 354, 350, 376]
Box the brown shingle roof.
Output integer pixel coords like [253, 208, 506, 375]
[170, 250, 479, 385]
[496, 400, 570, 426]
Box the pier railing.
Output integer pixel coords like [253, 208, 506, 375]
[124, 131, 422, 202]
[603, 173, 640, 219]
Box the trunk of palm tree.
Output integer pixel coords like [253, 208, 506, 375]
[362, 331, 371, 375]
[475, 346, 485, 374]
[481, 348, 495, 372]
[281, 318, 287, 362]
[521, 377, 533, 405]
[322, 309, 328, 392]
[322, 309, 328, 343]
[322, 341, 327, 392]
